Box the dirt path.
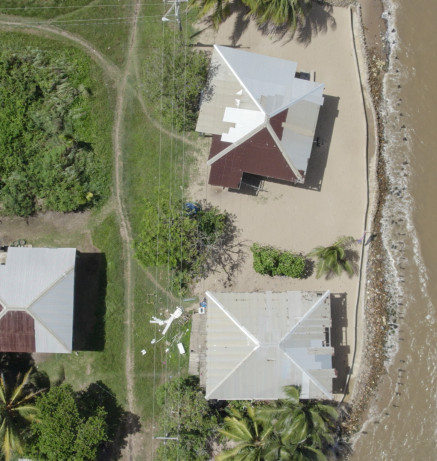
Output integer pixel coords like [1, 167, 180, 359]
[110, 0, 142, 458]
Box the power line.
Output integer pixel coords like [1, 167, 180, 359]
[0, 3, 165, 10]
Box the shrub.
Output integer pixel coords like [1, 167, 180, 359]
[251, 243, 305, 278]
[277, 251, 305, 278]
[143, 31, 209, 132]
[135, 192, 234, 293]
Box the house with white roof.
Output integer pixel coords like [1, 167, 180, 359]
[196, 45, 324, 189]
[204, 290, 336, 400]
[0, 247, 76, 353]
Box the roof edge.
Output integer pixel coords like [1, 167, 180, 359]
[266, 123, 304, 182]
[205, 346, 259, 399]
[205, 291, 260, 346]
[206, 121, 266, 166]
[269, 82, 325, 119]
[279, 290, 331, 345]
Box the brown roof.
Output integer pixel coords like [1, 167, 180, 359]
[0, 311, 35, 353]
[208, 112, 300, 189]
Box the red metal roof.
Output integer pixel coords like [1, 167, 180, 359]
[208, 116, 299, 189]
[0, 311, 36, 353]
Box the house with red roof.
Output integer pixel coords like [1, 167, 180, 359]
[196, 45, 324, 189]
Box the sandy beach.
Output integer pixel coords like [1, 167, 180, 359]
[189, 3, 373, 400]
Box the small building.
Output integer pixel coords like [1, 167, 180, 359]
[0, 247, 76, 353]
[204, 290, 335, 400]
[196, 45, 324, 189]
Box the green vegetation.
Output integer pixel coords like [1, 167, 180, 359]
[190, 0, 312, 30]
[0, 41, 111, 216]
[155, 376, 219, 461]
[143, 31, 209, 131]
[135, 196, 232, 293]
[309, 236, 356, 279]
[0, 0, 93, 19]
[251, 243, 305, 278]
[0, 369, 42, 461]
[218, 386, 339, 461]
[217, 405, 273, 461]
[30, 384, 107, 461]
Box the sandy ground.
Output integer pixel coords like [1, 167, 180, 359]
[189, 4, 368, 398]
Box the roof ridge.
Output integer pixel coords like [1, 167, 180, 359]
[27, 265, 75, 309]
[28, 266, 75, 351]
[279, 290, 331, 345]
[30, 315, 70, 353]
[280, 347, 333, 399]
[207, 122, 266, 166]
[206, 292, 260, 346]
[266, 123, 304, 182]
[268, 81, 325, 119]
[206, 347, 259, 399]
[214, 45, 266, 115]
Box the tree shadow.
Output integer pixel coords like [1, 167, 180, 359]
[0, 352, 50, 391]
[330, 293, 350, 395]
[198, 202, 246, 287]
[228, 2, 251, 46]
[301, 258, 314, 279]
[73, 252, 107, 351]
[76, 381, 141, 461]
[295, 95, 339, 192]
[345, 247, 360, 276]
[266, 2, 337, 46]
[293, 2, 337, 46]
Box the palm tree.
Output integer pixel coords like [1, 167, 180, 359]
[308, 236, 355, 279]
[243, 0, 312, 29]
[217, 406, 274, 461]
[0, 369, 43, 461]
[189, 0, 233, 29]
[257, 386, 338, 453]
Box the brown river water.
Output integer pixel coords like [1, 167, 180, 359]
[352, 0, 437, 459]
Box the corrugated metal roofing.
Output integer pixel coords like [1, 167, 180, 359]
[205, 290, 335, 400]
[0, 248, 76, 353]
[196, 45, 324, 185]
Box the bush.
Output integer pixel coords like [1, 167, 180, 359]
[155, 376, 218, 461]
[0, 46, 109, 215]
[135, 192, 233, 293]
[143, 31, 209, 132]
[251, 243, 305, 278]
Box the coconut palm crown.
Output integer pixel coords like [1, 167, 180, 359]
[0, 369, 42, 461]
[217, 405, 274, 461]
[308, 236, 355, 279]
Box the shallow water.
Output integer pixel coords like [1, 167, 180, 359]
[351, 0, 437, 459]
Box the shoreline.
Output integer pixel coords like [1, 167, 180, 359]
[340, 0, 393, 435]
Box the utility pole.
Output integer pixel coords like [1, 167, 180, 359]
[161, 0, 187, 31]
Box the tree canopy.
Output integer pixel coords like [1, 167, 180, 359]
[190, 0, 313, 30]
[0, 369, 42, 461]
[155, 376, 219, 461]
[218, 386, 340, 461]
[308, 236, 356, 279]
[30, 384, 108, 461]
[0, 47, 109, 216]
[135, 193, 234, 293]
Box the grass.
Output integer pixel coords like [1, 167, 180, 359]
[0, 1, 203, 453]
[37, 213, 127, 405]
[0, 30, 115, 213]
[0, 0, 93, 19]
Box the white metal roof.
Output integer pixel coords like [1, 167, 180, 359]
[0, 248, 76, 353]
[196, 45, 324, 181]
[205, 290, 335, 400]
